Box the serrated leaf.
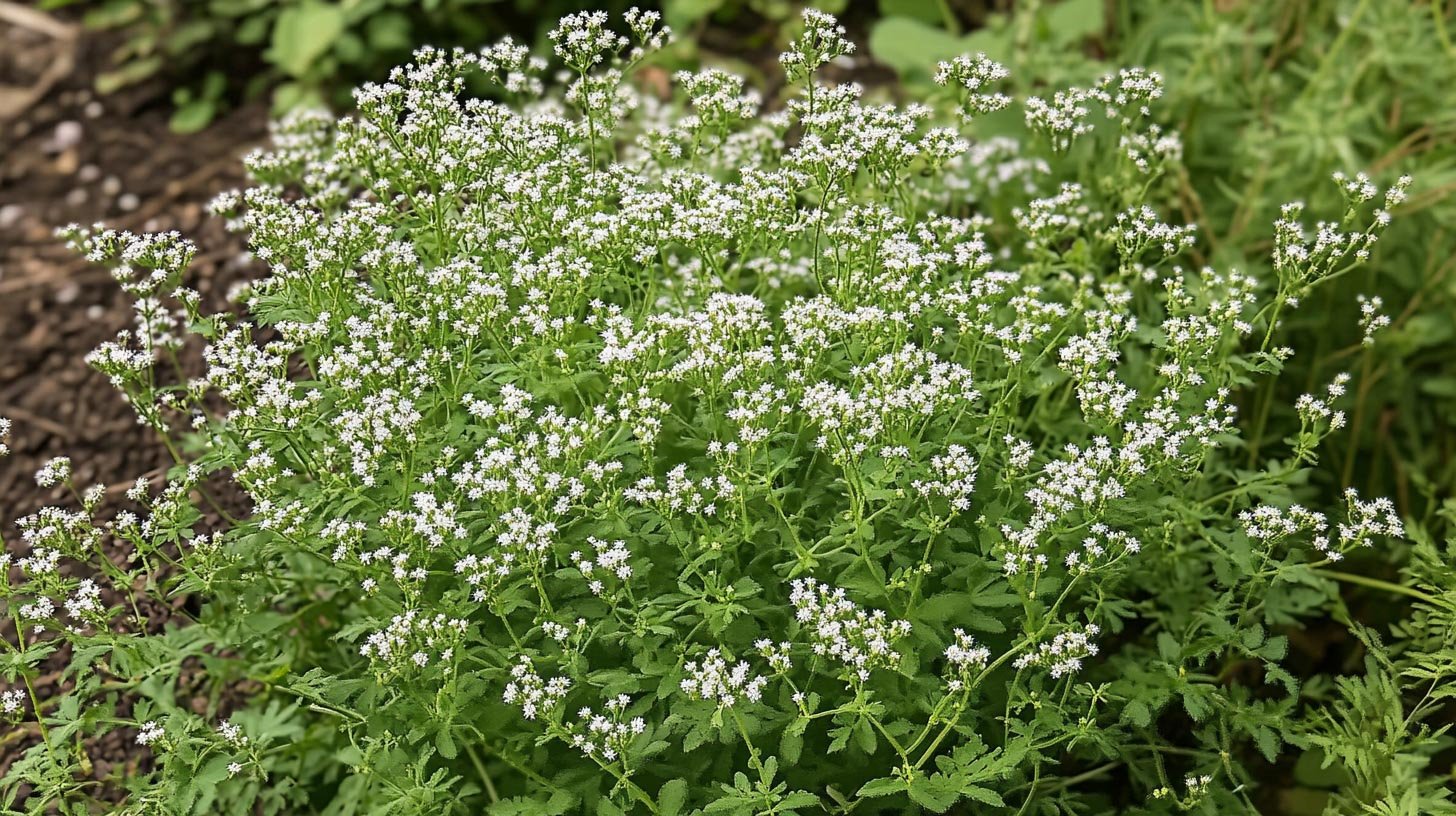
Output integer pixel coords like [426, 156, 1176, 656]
[855, 777, 906, 798]
[658, 780, 688, 816]
[908, 775, 958, 812]
[962, 786, 1006, 807]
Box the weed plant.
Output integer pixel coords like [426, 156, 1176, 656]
[3, 9, 1454, 815]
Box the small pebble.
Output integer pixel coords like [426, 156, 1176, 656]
[79, 164, 101, 183]
[56, 283, 80, 304]
[86, 304, 105, 320]
[65, 188, 87, 207]
[101, 175, 122, 196]
[45, 120, 83, 153]
[85, 101, 104, 119]
[118, 193, 140, 212]
[0, 204, 23, 229]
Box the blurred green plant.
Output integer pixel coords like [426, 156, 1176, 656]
[50, 0, 606, 131]
[1115, 0, 1456, 541]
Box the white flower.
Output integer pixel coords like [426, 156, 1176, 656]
[35, 456, 72, 488]
[680, 648, 768, 708]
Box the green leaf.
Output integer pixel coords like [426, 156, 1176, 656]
[664, 0, 725, 31]
[879, 0, 946, 27]
[1042, 0, 1103, 45]
[658, 779, 689, 816]
[868, 17, 970, 82]
[1258, 635, 1289, 661]
[169, 98, 217, 133]
[365, 11, 414, 53]
[1121, 699, 1151, 728]
[95, 56, 164, 94]
[269, 0, 345, 78]
[435, 729, 457, 759]
[908, 775, 959, 813]
[855, 777, 907, 798]
[962, 786, 1006, 807]
[1254, 725, 1280, 763]
[1181, 687, 1212, 721]
[1156, 631, 1181, 662]
[780, 723, 804, 765]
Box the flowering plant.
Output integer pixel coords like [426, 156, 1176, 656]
[4, 9, 1452, 816]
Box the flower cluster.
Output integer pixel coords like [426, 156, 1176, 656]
[680, 649, 768, 708]
[1014, 624, 1102, 679]
[790, 579, 912, 683]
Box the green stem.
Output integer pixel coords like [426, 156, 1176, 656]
[1319, 569, 1436, 604]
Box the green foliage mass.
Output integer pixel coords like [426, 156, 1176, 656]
[3, 2, 1456, 816]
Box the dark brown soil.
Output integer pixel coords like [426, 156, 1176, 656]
[0, 4, 267, 790]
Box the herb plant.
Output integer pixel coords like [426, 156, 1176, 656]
[5, 9, 1453, 815]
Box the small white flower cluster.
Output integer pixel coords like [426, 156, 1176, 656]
[17, 505, 102, 560]
[1296, 372, 1351, 431]
[802, 345, 978, 465]
[218, 719, 249, 747]
[1064, 524, 1141, 574]
[565, 694, 646, 761]
[779, 9, 855, 83]
[549, 11, 627, 70]
[1024, 88, 1098, 153]
[1273, 175, 1409, 299]
[503, 657, 571, 720]
[1109, 205, 1197, 260]
[625, 464, 736, 518]
[1024, 68, 1164, 155]
[1337, 488, 1404, 550]
[455, 552, 515, 604]
[1357, 294, 1389, 347]
[0, 416, 10, 456]
[34, 456, 72, 488]
[943, 629, 991, 691]
[219, 719, 256, 776]
[674, 68, 762, 131]
[754, 639, 794, 673]
[912, 444, 978, 512]
[1241, 502, 1330, 552]
[1153, 774, 1214, 803]
[1292, 373, 1352, 462]
[62, 579, 104, 629]
[358, 609, 468, 672]
[0, 689, 25, 720]
[1119, 123, 1182, 173]
[1241, 491, 1402, 564]
[1014, 624, 1101, 679]
[680, 648, 768, 708]
[1332, 171, 1378, 206]
[790, 579, 912, 683]
[572, 537, 633, 596]
[934, 54, 1012, 118]
[136, 720, 165, 747]
[379, 492, 467, 551]
[1014, 182, 1095, 245]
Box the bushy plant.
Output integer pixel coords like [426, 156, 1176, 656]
[868, 0, 1456, 544]
[5, 8, 1454, 815]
